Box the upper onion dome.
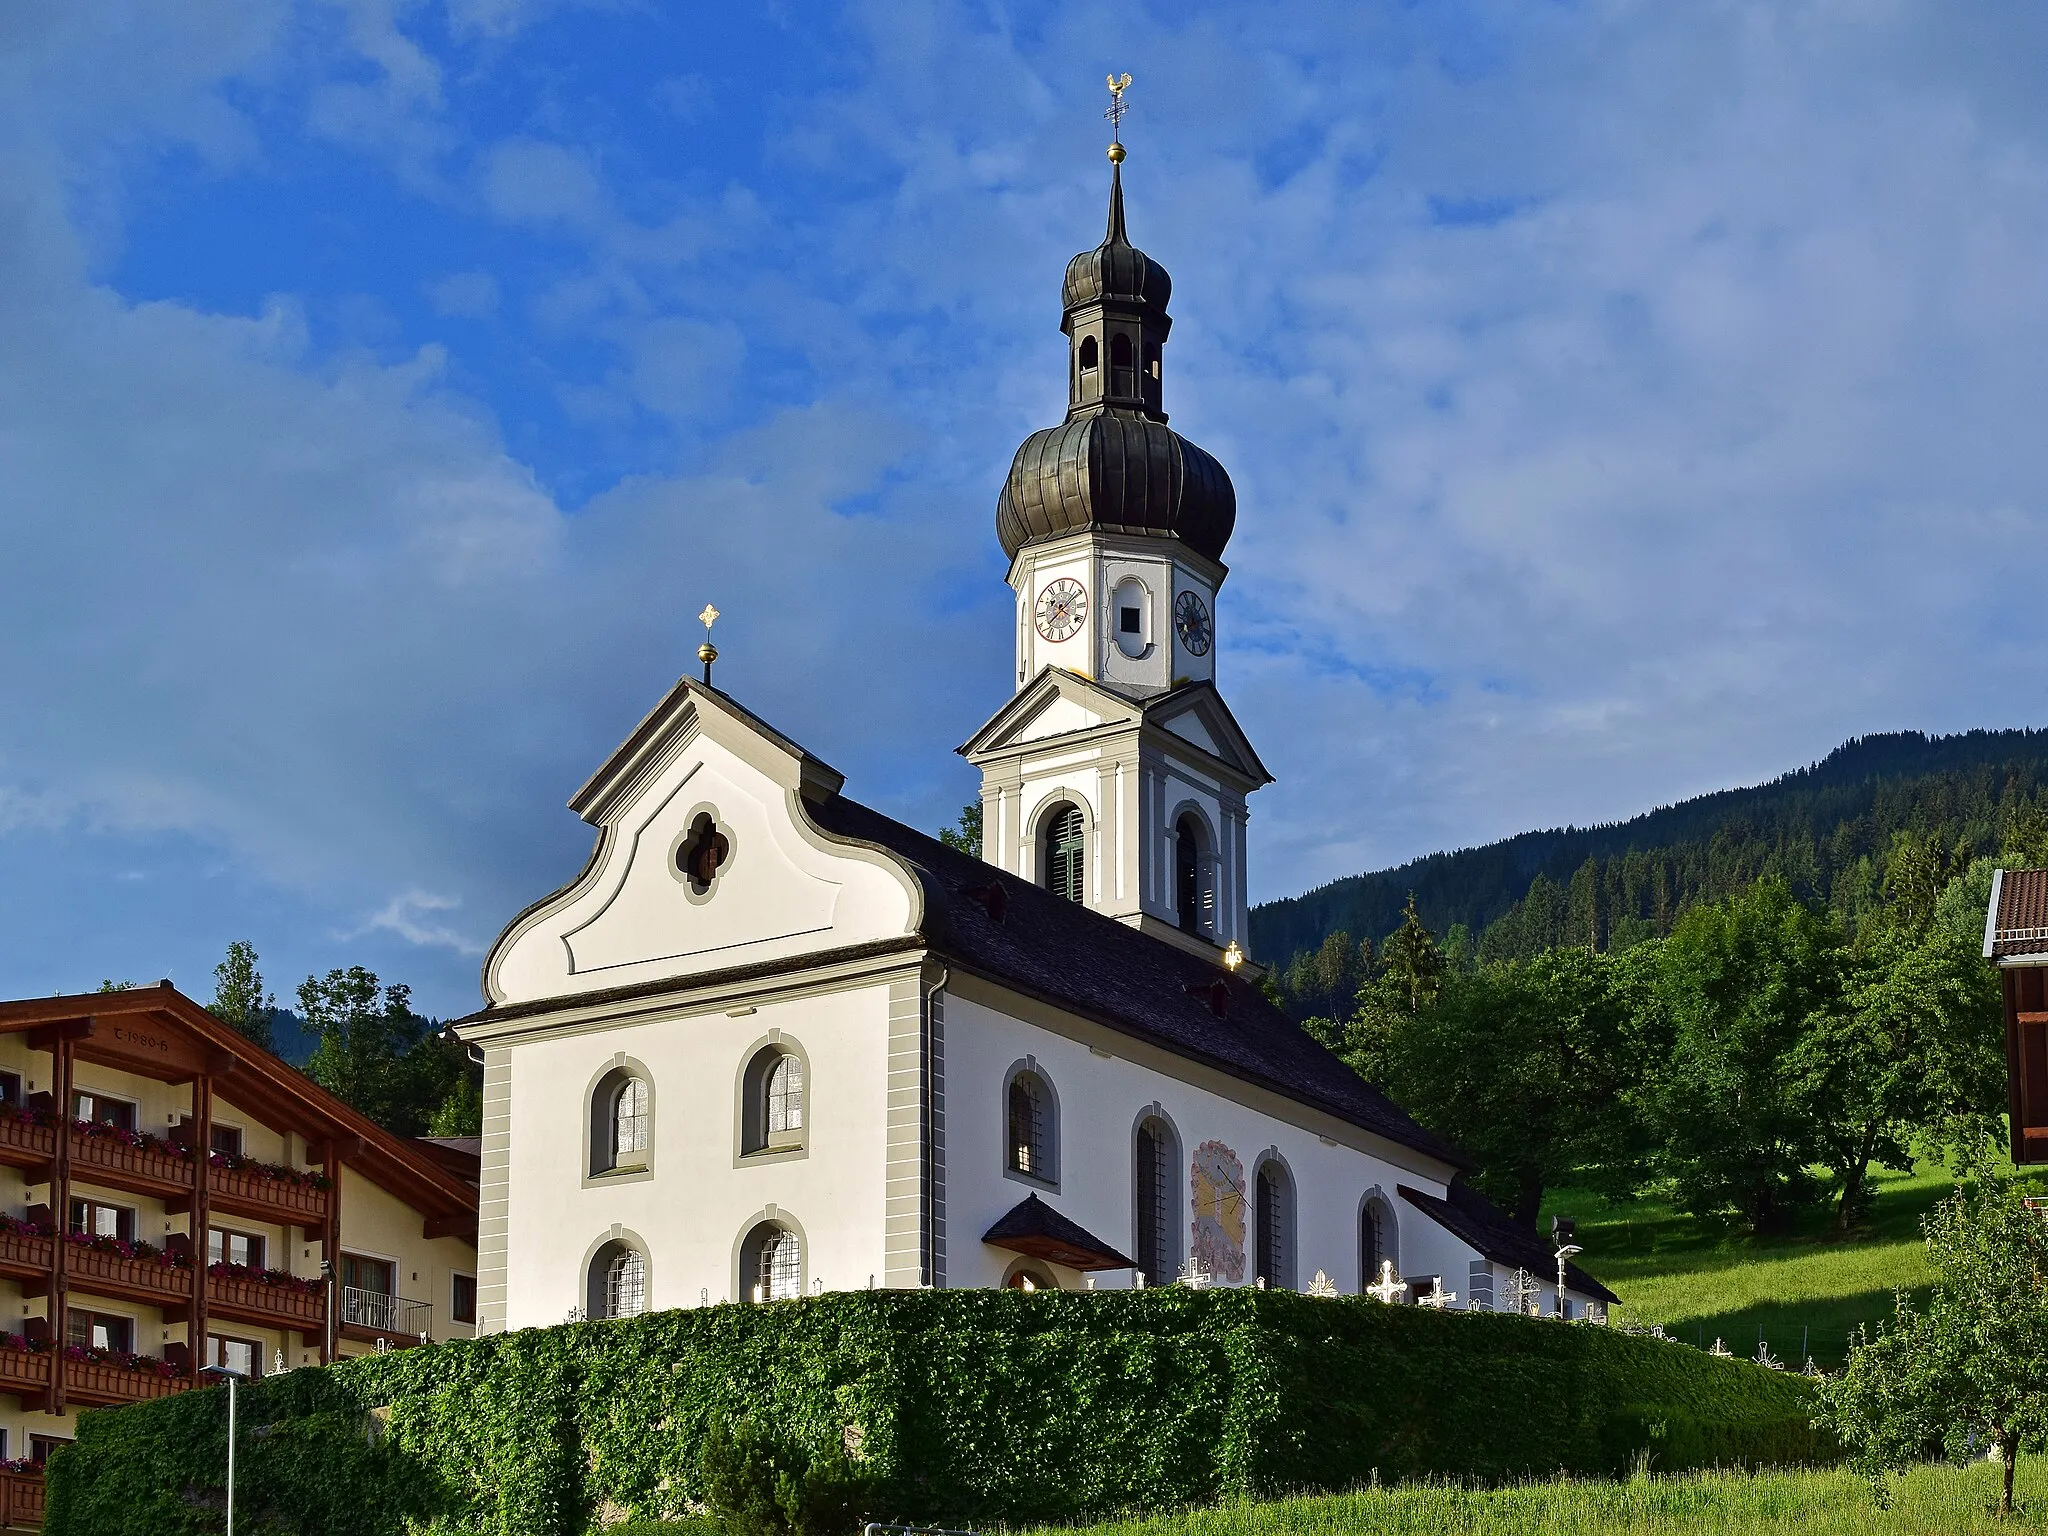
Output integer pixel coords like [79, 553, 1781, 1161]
[997, 162, 1235, 564]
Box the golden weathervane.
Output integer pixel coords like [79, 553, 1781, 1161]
[1105, 73, 1132, 163]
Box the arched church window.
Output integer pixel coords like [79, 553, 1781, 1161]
[740, 1043, 807, 1155]
[1134, 1114, 1178, 1285]
[740, 1222, 802, 1301]
[589, 1064, 654, 1176]
[1254, 1158, 1294, 1290]
[613, 1077, 650, 1166]
[1078, 335, 1098, 371]
[1111, 333, 1133, 367]
[1175, 816, 1203, 934]
[587, 1239, 647, 1319]
[1043, 805, 1085, 904]
[1361, 1196, 1396, 1291]
[1006, 1067, 1057, 1183]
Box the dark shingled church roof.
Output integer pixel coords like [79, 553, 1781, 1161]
[1397, 1181, 1619, 1305]
[806, 793, 1461, 1166]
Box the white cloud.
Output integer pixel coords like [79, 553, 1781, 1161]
[10, 0, 2048, 1010]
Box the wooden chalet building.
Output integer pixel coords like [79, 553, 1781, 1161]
[0, 983, 479, 1528]
[1984, 869, 2048, 1165]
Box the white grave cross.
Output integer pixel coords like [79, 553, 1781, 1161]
[1367, 1260, 1407, 1305]
[1417, 1276, 1458, 1309]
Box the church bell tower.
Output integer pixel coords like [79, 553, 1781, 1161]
[961, 85, 1272, 962]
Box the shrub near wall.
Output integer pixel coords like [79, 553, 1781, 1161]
[44, 1289, 1833, 1536]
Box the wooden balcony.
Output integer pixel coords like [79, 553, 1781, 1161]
[60, 1243, 192, 1311]
[208, 1269, 325, 1332]
[64, 1354, 192, 1408]
[0, 1118, 52, 1172]
[206, 1160, 329, 1228]
[0, 1467, 43, 1531]
[0, 1231, 51, 1287]
[0, 1113, 332, 1232]
[0, 1345, 48, 1403]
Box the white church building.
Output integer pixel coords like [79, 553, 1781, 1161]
[452, 151, 1616, 1334]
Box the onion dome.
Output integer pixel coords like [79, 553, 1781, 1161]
[996, 162, 1236, 564]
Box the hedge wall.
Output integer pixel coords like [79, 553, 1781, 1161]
[44, 1289, 1833, 1536]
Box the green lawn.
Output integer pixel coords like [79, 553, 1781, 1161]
[1545, 1161, 2048, 1367]
[1031, 1462, 2048, 1536]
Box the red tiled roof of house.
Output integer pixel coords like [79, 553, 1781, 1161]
[1989, 868, 2048, 958]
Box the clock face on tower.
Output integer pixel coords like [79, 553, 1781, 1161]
[1173, 590, 1213, 656]
[1035, 577, 1088, 642]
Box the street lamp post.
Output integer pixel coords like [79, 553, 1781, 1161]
[199, 1365, 238, 1536]
[1551, 1215, 1581, 1321]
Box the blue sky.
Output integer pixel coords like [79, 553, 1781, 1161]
[5, 1, 2048, 1017]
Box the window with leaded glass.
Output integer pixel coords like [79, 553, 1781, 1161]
[604, 1248, 646, 1318]
[1134, 1116, 1176, 1285]
[612, 1077, 650, 1167]
[1254, 1160, 1294, 1290]
[1007, 1070, 1055, 1182]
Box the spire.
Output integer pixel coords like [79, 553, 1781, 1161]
[1106, 159, 1127, 246]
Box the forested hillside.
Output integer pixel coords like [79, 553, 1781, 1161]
[1253, 728, 2048, 1013]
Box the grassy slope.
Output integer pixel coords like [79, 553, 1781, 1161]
[1032, 1462, 2046, 1536]
[1545, 1161, 2048, 1367]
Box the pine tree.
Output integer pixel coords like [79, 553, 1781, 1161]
[208, 940, 276, 1051]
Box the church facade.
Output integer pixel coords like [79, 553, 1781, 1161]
[454, 156, 1615, 1332]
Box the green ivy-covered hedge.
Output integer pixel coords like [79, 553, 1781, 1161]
[44, 1289, 1832, 1536]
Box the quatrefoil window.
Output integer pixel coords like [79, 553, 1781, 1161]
[677, 812, 730, 895]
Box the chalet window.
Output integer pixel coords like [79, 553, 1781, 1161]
[740, 1045, 806, 1155]
[209, 1227, 265, 1269]
[1134, 1115, 1179, 1285]
[29, 1435, 70, 1467]
[1006, 1068, 1057, 1184]
[1254, 1159, 1295, 1290]
[211, 1124, 244, 1157]
[66, 1310, 134, 1354]
[342, 1253, 395, 1297]
[72, 1092, 136, 1132]
[69, 1199, 135, 1244]
[0, 1071, 19, 1107]
[452, 1273, 478, 1326]
[740, 1222, 801, 1302]
[1042, 805, 1085, 904]
[207, 1334, 262, 1378]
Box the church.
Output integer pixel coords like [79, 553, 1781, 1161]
[452, 137, 1616, 1332]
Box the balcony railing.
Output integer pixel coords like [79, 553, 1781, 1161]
[339, 1287, 430, 1341]
[0, 1346, 48, 1401]
[0, 1466, 44, 1531]
[208, 1268, 324, 1328]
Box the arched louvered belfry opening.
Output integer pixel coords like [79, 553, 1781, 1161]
[1043, 804, 1085, 904]
[1175, 816, 1201, 933]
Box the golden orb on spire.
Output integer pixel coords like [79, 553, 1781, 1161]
[1107, 141, 1125, 164]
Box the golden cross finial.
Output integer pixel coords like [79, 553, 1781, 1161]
[696, 604, 719, 685]
[1105, 73, 1132, 162]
